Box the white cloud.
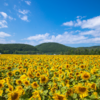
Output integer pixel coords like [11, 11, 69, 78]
[27, 33, 49, 41]
[20, 15, 29, 22]
[0, 12, 14, 20]
[0, 20, 8, 28]
[25, 32, 88, 45]
[18, 9, 29, 14]
[4, 3, 8, 6]
[25, 1, 31, 5]
[80, 16, 100, 29]
[0, 12, 7, 19]
[24, 30, 100, 45]
[0, 32, 11, 38]
[63, 21, 74, 26]
[63, 15, 100, 29]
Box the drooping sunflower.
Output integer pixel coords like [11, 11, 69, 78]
[31, 82, 39, 89]
[40, 75, 48, 84]
[81, 71, 90, 80]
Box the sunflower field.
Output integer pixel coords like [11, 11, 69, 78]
[0, 54, 100, 100]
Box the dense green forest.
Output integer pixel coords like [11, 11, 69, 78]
[0, 43, 100, 54]
[0, 44, 39, 54]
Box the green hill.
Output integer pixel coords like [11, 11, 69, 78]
[0, 44, 39, 54]
[35, 42, 75, 54]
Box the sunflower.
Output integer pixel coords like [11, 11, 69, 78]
[16, 79, 22, 85]
[36, 72, 40, 77]
[40, 75, 48, 84]
[53, 93, 67, 100]
[65, 64, 70, 69]
[8, 90, 20, 100]
[66, 88, 73, 96]
[16, 86, 23, 95]
[20, 74, 27, 80]
[7, 66, 12, 70]
[27, 72, 34, 78]
[22, 68, 26, 73]
[81, 71, 90, 80]
[23, 80, 30, 87]
[51, 87, 56, 93]
[8, 85, 14, 92]
[0, 90, 3, 96]
[31, 82, 39, 89]
[75, 85, 88, 98]
[90, 83, 96, 90]
[7, 72, 13, 77]
[79, 64, 86, 69]
[0, 81, 4, 89]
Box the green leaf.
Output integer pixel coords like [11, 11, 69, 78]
[72, 93, 77, 99]
[43, 90, 48, 95]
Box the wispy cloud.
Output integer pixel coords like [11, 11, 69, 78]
[0, 20, 8, 28]
[76, 16, 86, 19]
[4, 3, 8, 6]
[25, 1, 31, 5]
[18, 9, 29, 15]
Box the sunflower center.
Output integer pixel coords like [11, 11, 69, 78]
[91, 84, 95, 89]
[11, 93, 18, 100]
[41, 77, 46, 82]
[57, 95, 64, 100]
[84, 74, 89, 78]
[34, 83, 37, 86]
[0, 83, 2, 88]
[76, 73, 79, 75]
[81, 65, 84, 68]
[25, 82, 29, 85]
[18, 80, 22, 84]
[79, 87, 86, 93]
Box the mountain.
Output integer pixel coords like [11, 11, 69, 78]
[35, 42, 75, 53]
[0, 44, 39, 54]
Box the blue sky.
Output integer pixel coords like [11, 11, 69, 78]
[0, 0, 100, 47]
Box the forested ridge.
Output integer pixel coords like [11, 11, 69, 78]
[0, 43, 100, 54]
